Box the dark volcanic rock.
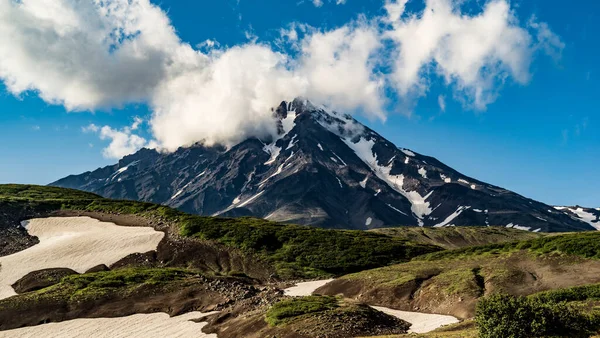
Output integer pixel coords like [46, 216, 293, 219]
[51, 98, 594, 232]
[12, 268, 78, 293]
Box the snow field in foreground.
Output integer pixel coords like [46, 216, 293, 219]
[284, 279, 459, 333]
[283, 279, 335, 297]
[0, 312, 217, 338]
[0, 217, 164, 299]
[370, 306, 459, 334]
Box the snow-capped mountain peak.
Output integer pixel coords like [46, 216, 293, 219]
[52, 99, 595, 232]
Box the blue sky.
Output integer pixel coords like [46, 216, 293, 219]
[0, 0, 598, 207]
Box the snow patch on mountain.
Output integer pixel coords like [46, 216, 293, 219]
[359, 176, 368, 189]
[286, 134, 298, 150]
[434, 206, 471, 227]
[401, 149, 415, 157]
[109, 161, 139, 181]
[342, 137, 432, 226]
[387, 203, 408, 216]
[263, 144, 281, 165]
[332, 152, 347, 166]
[238, 191, 265, 208]
[440, 173, 451, 183]
[557, 207, 600, 230]
[263, 111, 297, 165]
[506, 223, 532, 231]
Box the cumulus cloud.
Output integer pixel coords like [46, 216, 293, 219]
[298, 22, 386, 120]
[385, 0, 543, 109]
[0, 0, 563, 157]
[83, 118, 150, 159]
[150, 44, 307, 150]
[0, 0, 182, 111]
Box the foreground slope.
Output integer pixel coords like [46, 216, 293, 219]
[0, 184, 441, 336]
[2, 185, 599, 337]
[370, 226, 545, 250]
[317, 231, 600, 319]
[0, 184, 440, 279]
[52, 99, 592, 232]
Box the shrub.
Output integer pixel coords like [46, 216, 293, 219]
[531, 283, 600, 303]
[476, 294, 600, 338]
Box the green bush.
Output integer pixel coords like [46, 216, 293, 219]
[476, 294, 600, 338]
[180, 216, 441, 277]
[0, 184, 101, 201]
[531, 283, 600, 304]
[418, 231, 600, 262]
[265, 296, 338, 326]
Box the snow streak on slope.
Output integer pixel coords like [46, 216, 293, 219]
[171, 170, 206, 200]
[264, 111, 297, 165]
[434, 206, 470, 227]
[109, 161, 139, 182]
[342, 137, 432, 226]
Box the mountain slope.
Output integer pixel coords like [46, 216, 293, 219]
[555, 206, 600, 230]
[52, 99, 594, 232]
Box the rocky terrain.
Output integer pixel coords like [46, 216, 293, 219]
[2, 185, 600, 337]
[52, 99, 594, 232]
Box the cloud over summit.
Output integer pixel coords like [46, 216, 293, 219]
[0, 0, 563, 158]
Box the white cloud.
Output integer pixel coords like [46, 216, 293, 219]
[196, 39, 220, 51]
[81, 124, 99, 133]
[99, 125, 148, 159]
[438, 95, 446, 112]
[528, 16, 565, 62]
[384, 0, 553, 109]
[84, 119, 149, 159]
[384, 0, 408, 23]
[131, 116, 143, 130]
[150, 44, 307, 150]
[298, 22, 386, 119]
[0, 0, 182, 111]
[311, 0, 346, 7]
[0, 0, 563, 157]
